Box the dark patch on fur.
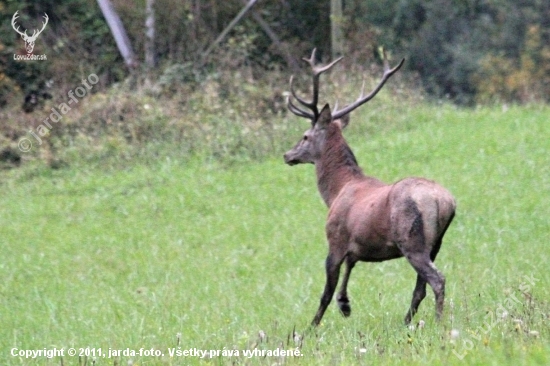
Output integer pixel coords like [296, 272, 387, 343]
[407, 199, 424, 237]
[342, 145, 359, 167]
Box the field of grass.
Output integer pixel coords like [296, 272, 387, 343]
[1, 103, 548, 365]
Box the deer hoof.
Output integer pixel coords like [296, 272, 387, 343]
[337, 297, 351, 317]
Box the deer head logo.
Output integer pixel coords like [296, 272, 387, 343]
[11, 11, 49, 54]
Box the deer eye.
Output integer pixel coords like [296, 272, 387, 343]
[303, 135, 308, 141]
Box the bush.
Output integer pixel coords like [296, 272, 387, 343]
[475, 25, 550, 103]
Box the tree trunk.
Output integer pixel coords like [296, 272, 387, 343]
[145, 0, 156, 69]
[97, 0, 137, 69]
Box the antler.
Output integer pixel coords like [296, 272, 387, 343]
[11, 11, 28, 38]
[331, 50, 404, 120]
[287, 48, 343, 123]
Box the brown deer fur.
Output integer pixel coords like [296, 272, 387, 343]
[283, 54, 456, 326]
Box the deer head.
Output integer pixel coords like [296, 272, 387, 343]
[283, 49, 404, 165]
[12, 11, 49, 54]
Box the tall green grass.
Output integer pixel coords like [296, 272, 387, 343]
[1, 104, 548, 365]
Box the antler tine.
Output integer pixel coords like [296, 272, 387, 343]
[302, 48, 344, 75]
[288, 75, 316, 120]
[313, 56, 344, 75]
[290, 49, 320, 112]
[332, 50, 405, 120]
[287, 94, 315, 120]
[301, 48, 318, 69]
[288, 48, 344, 123]
[308, 54, 343, 111]
[289, 74, 315, 110]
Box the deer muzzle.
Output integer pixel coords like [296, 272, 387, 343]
[283, 151, 299, 166]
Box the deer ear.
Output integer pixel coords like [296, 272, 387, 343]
[334, 113, 350, 129]
[316, 104, 332, 129]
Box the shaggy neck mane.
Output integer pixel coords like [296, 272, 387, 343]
[315, 123, 367, 207]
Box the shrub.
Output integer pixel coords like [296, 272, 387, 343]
[475, 25, 550, 103]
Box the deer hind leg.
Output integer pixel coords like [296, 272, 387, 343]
[404, 235, 446, 324]
[400, 205, 446, 323]
[405, 274, 427, 324]
[311, 251, 346, 326]
[336, 255, 357, 317]
[413, 213, 454, 321]
[405, 252, 445, 322]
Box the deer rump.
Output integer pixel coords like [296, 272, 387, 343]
[327, 177, 455, 263]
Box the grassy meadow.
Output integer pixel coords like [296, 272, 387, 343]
[1, 103, 549, 365]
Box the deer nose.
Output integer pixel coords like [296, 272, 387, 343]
[283, 152, 290, 163]
[284, 152, 299, 166]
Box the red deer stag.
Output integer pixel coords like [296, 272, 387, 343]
[283, 49, 456, 326]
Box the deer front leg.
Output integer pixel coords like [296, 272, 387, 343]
[336, 255, 356, 317]
[311, 253, 344, 326]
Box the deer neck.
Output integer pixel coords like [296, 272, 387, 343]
[315, 124, 364, 207]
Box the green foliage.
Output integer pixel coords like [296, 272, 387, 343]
[357, 0, 550, 104]
[0, 1, 49, 106]
[1, 56, 421, 169]
[404, 0, 481, 104]
[0, 0, 124, 97]
[475, 25, 550, 103]
[5, 65, 293, 168]
[1, 0, 549, 136]
[1, 104, 549, 365]
[155, 62, 197, 95]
